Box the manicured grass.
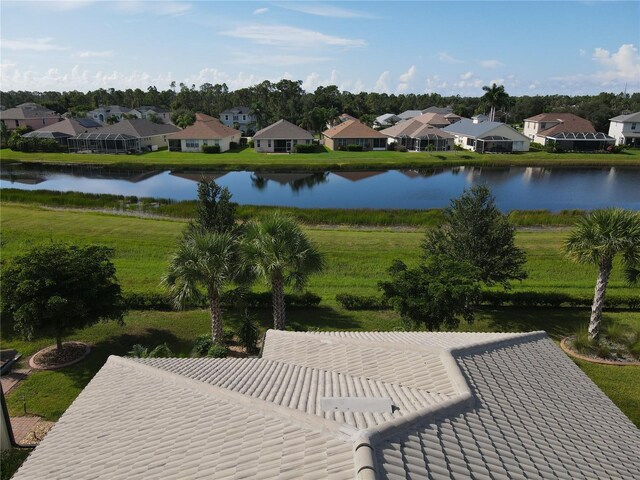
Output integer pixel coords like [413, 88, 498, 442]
[3, 308, 639, 425]
[2, 147, 639, 170]
[1, 204, 637, 300]
[1, 449, 31, 480]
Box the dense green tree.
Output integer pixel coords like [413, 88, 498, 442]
[380, 255, 480, 331]
[163, 231, 241, 345]
[2, 243, 125, 351]
[242, 212, 324, 330]
[481, 83, 509, 122]
[564, 209, 640, 341]
[424, 185, 527, 288]
[188, 179, 237, 235]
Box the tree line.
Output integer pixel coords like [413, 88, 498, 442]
[2, 81, 639, 132]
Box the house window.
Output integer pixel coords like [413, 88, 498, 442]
[373, 138, 386, 149]
[306, 140, 311, 144]
[233, 115, 238, 121]
[15, 120, 19, 127]
[186, 139, 199, 148]
[257, 140, 261, 147]
[243, 115, 246, 121]
[214, 140, 219, 146]
[293, 140, 298, 145]
[632, 123, 637, 130]
[225, 115, 229, 121]
[268, 140, 271, 147]
[467, 138, 476, 147]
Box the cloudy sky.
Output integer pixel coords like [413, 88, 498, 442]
[1, 0, 639, 95]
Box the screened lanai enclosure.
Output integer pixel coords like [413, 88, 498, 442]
[475, 136, 516, 153]
[68, 133, 140, 154]
[546, 132, 615, 151]
[397, 134, 452, 151]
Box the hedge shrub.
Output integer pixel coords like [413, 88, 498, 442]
[335, 293, 390, 310]
[221, 289, 321, 309]
[202, 145, 221, 154]
[294, 143, 322, 153]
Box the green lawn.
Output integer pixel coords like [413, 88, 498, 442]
[2, 147, 639, 170]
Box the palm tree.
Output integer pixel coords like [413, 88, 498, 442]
[242, 213, 325, 330]
[163, 231, 240, 345]
[564, 209, 640, 341]
[481, 83, 509, 122]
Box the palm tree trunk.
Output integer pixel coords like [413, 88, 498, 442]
[588, 258, 612, 342]
[271, 273, 286, 330]
[209, 291, 224, 345]
[56, 334, 63, 352]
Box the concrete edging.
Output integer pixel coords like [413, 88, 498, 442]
[560, 337, 640, 366]
[29, 342, 91, 370]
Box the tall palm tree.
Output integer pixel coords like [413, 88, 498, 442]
[163, 231, 240, 345]
[564, 209, 640, 341]
[481, 83, 509, 122]
[242, 213, 325, 330]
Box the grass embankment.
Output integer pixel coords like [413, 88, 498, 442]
[1, 188, 590, 227]
[2, 147, 639, 170]
[1, 204, 638, 426]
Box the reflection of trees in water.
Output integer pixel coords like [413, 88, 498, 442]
[403, 168, 446, 179]
[2, 163, 161, 183]
[250, 172, 329, 193]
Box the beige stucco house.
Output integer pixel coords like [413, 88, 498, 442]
[253, 119, 313, 153]
[0, 103, 62, 131]
[322, 119, 389, 151]
[167, 113, 241, 152]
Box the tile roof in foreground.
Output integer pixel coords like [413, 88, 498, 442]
[13, 330, 640, 480]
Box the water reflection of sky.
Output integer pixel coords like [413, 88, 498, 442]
[1, 166, 639, 212]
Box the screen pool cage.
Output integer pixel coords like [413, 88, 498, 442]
[546, 132, 615, 151]
[476, 135, 514, 153]
[68, 133, 140, 154]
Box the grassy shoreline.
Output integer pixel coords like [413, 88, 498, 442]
[2, 147, 639, 171]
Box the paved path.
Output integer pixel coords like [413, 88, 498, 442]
[11, 416, 41, 444]
[1, 368, 31, 393]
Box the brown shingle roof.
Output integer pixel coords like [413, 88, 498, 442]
[0, 103, 60, 120]
[167, 114, 239, 140]
[253, 119, 313, 140]
[414, 112, 451, 126]
[30, 118, 101, 135]
[322, 119, 389, 139]
[94, 119, 180, 138]
[526, 113, 597, 135]
[381, 119, 453, 139]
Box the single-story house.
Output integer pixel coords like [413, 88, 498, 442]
[524, 113, 614, 151]
[381, 119, 454, 151]
[166, 113, 241, 153]
[0, 102, 62, 131]
[252, 119, 313, 153]
[132, 106, 171, 124]
[608, 111, 640, 147]
[67, 119, 179, 153]
[413, 112, 452, 128]
[374, 113, 401, 128]
[443, 118, 530, 153]
[219, 106, 255, 134]
[322, 119, 389, 151]
[22, 118, 102, 146]
[87, 105, 134, 124]
[12, 330, 640, 479]
[326, 112, 357, 129]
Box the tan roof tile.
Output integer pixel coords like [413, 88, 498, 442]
[167, 114, 240, 140]
[322, 119, 389, 139]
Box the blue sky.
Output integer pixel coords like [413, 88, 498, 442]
[1, 1, 639, 95]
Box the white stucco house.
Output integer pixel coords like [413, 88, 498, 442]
[443, 118, 530, 153]
[166, 113, 241, 153]
[86, 105, 133, 124]
[608, 111, 640, 147]
[131, 106, 171, 124]
[219, 106, 255, 134]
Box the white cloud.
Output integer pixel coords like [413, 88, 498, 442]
[480, 59, 503, 68]
[489, 78, 505, 86]
[302, 70, 341, 92]
[438, 52, 463, 64]
[277, 3, 376, 19]
[592, 43, 640, 83]
[579, 49, 587, 56]
[374, 71, 391, 93]
[42, 0, 94, 10]
[353, 79, 365, 93]
[233, 53, 330, 67]
[221, 25, 366, 48]
[253, 7, 268, 15]
[1, 37, 69, 52]
[424, 75, 448, 93]
[77, 50, 115, 58]
[460, 71, 473, 80]
[397, 65, 416, 94]
[454, 72, 483, 90]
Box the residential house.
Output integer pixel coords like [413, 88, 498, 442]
[22, 118, 102, 146]
[396, 109, 426, 121]
[12, 330, 640, 479]
[68, 119, 179, 153]
[132, 106, 171, 124]
[443, 118, 530, 152]
[396, 106, 454, 122]
[166, 113, 240, 153]
[87, 105, 134, 124]
[253, 119, 313, 153]
[413, 112, 452, 128]
[608, 111, 640, 147]
[381, 119, 454, 151]
[326, 112, 357, 129]
[524, 113, 614, 151]
[374, 113, 400, 128]
[322, 119, 389, 151]
[422, 105, 454, 115]
[219, 106, 255, 134]
[0, 103, 61, 131]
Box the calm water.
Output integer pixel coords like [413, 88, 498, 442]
[1, 164, 639, 211]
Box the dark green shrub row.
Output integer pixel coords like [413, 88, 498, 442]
[294, 143, 323, 153]
[221, 289, 321, 309]
[122, 292, 174, 311]
[202, 145, 221, 154]
[229, 141, 238, 150]
[335, 293, 390, 310]
[338, 144, 363, 151]
[8, 137, 65, 152]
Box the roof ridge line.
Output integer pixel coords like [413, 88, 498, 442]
[447, 330, 548, 356]
[107, 355, 351, 440]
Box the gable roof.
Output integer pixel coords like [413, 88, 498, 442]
[323, 119, 389, 139]
[220, 106, 253, 115]
[381, 119, 454, 139]
[135, 105, 168, 114]
[413, 112, 451, 126]
[253, 119, 313, 140]
[525, 113, 597, 135]
[14, 330, 640, 480]
[25, 117, 101, 136]
[609, 111, 640, 122]
[422, 106, 454, 115]
[397, 109, 425, 120]
[0, 102, 60, 120]
[167, 113, 240, 140]
[88, 105, 133, 115]
[90, 119, 180, 138]
[443, 118, 529, 141]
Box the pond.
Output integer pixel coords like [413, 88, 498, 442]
[1, 164, 639, 211]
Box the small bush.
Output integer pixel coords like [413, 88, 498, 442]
[294, 143, 322, 153]
[605, 323, 630, 344]
[248, 140, 254, 148]
[229, 141, 238, 150]
[339, 144, 363, 152]
[336, 293, 390, 310]
[202, 145, 221, 154]
[192, 334, 213, 357]
[122, 292, 173, 310]
[387, 142, 397, 151]
[595, 342, 611, 359]
[529, 142, 544, 151]
[207, 344, 228, 358]
[237, 311, 260, 354]
[127, 343, 174, 358]
[629, 340, 640, 359]
[572, 330, 592, 354]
